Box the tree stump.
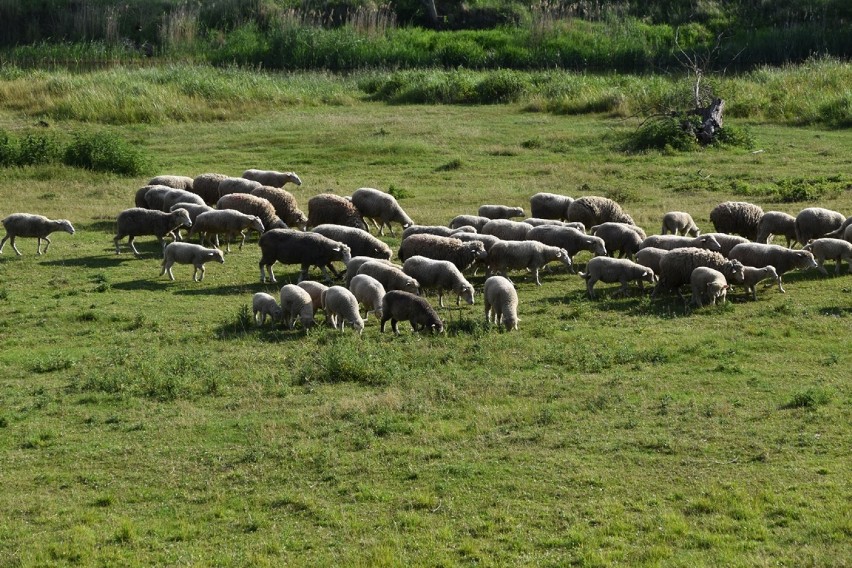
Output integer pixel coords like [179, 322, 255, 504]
[689, 98, 725, 145]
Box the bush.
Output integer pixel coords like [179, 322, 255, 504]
[63, 131, 151, 175]
[474, 69, 530, 103]
[17, 132, 61, 165]
[0, 129, 18, 166]
[624, 114, 699, 153]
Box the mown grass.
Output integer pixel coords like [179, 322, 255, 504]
[0, 79, 849, 566]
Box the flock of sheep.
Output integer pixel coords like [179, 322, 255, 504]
[2, 168, 851, 335]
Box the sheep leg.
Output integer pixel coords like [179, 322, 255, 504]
[586, 278, 597, 299]
[9, 236, 22, 256]
[815, 260, 828, 276]
[128, 236, 142, 257]
[196, 265, 205, 281]
[438, 291, 445, 308]
[238, 231, 248, 251]
[162, 261, 175, 280]
[367, 218, 382, 234]
[533, 268, 542, 286]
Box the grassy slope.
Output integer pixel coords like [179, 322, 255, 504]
[0, 101, 850, 566]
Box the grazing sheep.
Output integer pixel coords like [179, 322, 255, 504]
[566, 196, 635, 227]
[344, 255, 393, 286]
[802, 238, 852, 275]
[661, 211, 700, 237]
[739, 265, 782, 300]
[709, 201, 764, 241]
[242, 169, 302, 187]
[483, 276, 519, 331]
[525, 225, 607, 269]
[216, 193, 286, 234]
[351, 187, 414, 236]
[701, 233, 750, 258]
[402, 225, 475, 239]
[297, 280, 329, 317]
[312, 224, 392, 260]
[635, 247, 669, 275]
[139, 185, 177, 210]
[689, 267, 729, 307]
[728, 243, 818, 292]
[279, 284, 316, 329]
[258, 229, 352, 283]
[189, 209, 265, 252]
[452, 232, 502, 274]
[307, 193, 368, 231]
[321, 286, 364, 334]
[448, 214, 491, 232]
[380, 290, 443, 335]
[523, 218, 566, 227]
[161, 189, 206, 212]
[252, 292, 282, 326]
[250, 186, 307, 230]
[191, 173, 228, 205]
[114, 207, 192, 257]
[356, 260, 420, 294]
[160, 242, 224, 281]
[825, 216, 852, 239]
[654, 248, 745, 297]
[487, 240, 572, 286]
[218, 177, 263, 196]
[0, 213, 75, 256]
[794, 207, 846, 246]
[755, 211, 798, 247]
[348, 273, 386, 320]
[639, 234, 722, 252]
[481, 219, 533, 241]
[170, 202, 214, 223]
[402, 255, 475, 307]
[148, 175, 194, 191]
[529, 192, 574, 221]
[580, 257, 656, 299]
[591, 222, 644, 259]
[478, 204, 525, 220]
[398, 234, 487, 273]
[846, 225, 852, 244]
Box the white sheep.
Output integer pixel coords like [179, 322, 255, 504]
[794, 207, 846, 246]
[297, 280, 329, 318]
[756, 211, 797, 247]
[279, 284, 316, 330]
[252, 292, 283, 326]
[0, 213, 75, 256]
[114, 207, 192, 257]
[639, 234, 722, 252]
[487, 240, 572, 286]
[483, 276, 519, 331]
[402, 224, 475, 239]
[160, 242, 225, 281]
[802, 238, 852, 275]
[356, 260, 420, 294]
[481, 219, 533, 241]
[348, 273, 386, 321]
[739, 265, 782, 300]
[661, 211, 700, 237]
[580, 256, 656, 299]
[634, 247, 670, 275]
[398, 234, 487, 273]
[525, 225, 606, 270]
[191, 172, 228, 205]
[242, 169, 302, 187]
[709, 201, 764, 241]
[701, 233, 750, 258]
[312, 224, 392, 260]
[728, 243, 817, 292]
[250, 186, 307, 230]
[402, 255, 475, 307]
[689, 267, 729, 307]
[350, 187, 414, 236]
[321, 286, 365, 334]
[591, 222, 644, 259]
[344, 255, 393, 285]
[258, 229, 352, 283]
[529, 192, 573, 221]
[218, 177, 263, 196]
[189, 210, 265, 252]
[380, 290, 443, 335]
[478, 204, 525, 219]
[448, 214, 490, 232]
[148, 175, 194, 191]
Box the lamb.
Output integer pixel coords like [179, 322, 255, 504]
[279, 284, 316, 329]
[242, 169, 302, 188]
[191, 173, 228, 205]
[218, 177, 263, 196]
[250, 186, 307, 230]
[350, 187, 414, 236]
[0, 213, 75, 256]
[566, 196, 635, 227]
[216, 193, 287, 234]
[321, 286, 364, 334]
[258, 229, 352, 283]
[398, 234, 487, 273]
[380, 290, 443, 335]
[728, 243, 818, 292]
[525, 225, 607, 268]
[448, 215, 491, 232]
[580, 257, 656, 299]
[591, 222, 644, 259]
[709, 201, 764, 241]
[481, 219, 533, 241]
[159, 242, 224, 281]
[356, 260, 420, 294]
[297, 280, 329, 317]
[478, 204, 525, 219]
[654, 248, 746, 297]
[529, 192, 574, 221]
[402, 225, 475, 240]
[483, 276, 519, 331]
[306, 193, 368, 231]
[755, 211, 798, 247]
[188, 209, 265, 252]
[148, 175, 194, 191]
[522, 218, 567, 227]
[738, 265, 782, 300]
[689, 267, 729, 307]
[802, 238, 852, 275]
[312, 224, 392, 260]
[661, 211, 700, 237]
[252, 292, 283, 326]
[638, 234, 722, 253]
[344, 256, 393, 286]
[634, 247, 669, 275]
[113, 207, 192, 257]
[701, 233, 750, 258]
[794, 207, 846, 246]
[402, 255, 475, 307]
[487, 240, 572, 286]
[348, 273, 386, 320]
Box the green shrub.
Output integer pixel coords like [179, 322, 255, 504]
[474, 69, 530, 103]
[712, 124, 756, 149]
[17, 132, 61, 165]
[624, 114, 699, 153]
[0, 129, 18, 166]
[63, 131, 151, 175]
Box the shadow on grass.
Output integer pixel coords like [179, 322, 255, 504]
[39, 253, 141, 268]
[111, 278, 173, 292]
[79, 220, 117, 233]
[173, 283, 259, 297]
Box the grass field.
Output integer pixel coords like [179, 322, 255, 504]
[0, 73, 850, 566]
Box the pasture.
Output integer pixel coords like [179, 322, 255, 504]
[0, 82, 850, 566]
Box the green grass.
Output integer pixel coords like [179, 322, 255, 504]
[0, 71, 850, 566]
